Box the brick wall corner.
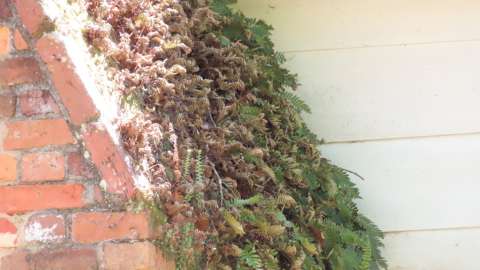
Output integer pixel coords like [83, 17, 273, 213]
[0, 1, 173, 269]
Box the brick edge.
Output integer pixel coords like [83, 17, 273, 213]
[15, 5, 137, 199]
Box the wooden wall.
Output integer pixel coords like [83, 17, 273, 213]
[237, 1, 480, 269]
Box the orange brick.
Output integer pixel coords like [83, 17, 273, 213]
[0, 57, 43, 86]
[102, 242, 175, 270]
[0, 251, 29, 270]
[0, 94, 16, 118]
[13, 29, 28, 50]
[0, 154, 16, 182]
[36, 36, 98, 125]
[13, 0, 46, 35]
[2, 248, 97, 270]
[71, 212, 150, 244]
[0, 184, 86, 214]
[0, 27, 9, 55]
[3, 119, 74, 150]
[19, 90, 59, 116]
[82, 125, 135, 197]
[29, 248, 97, 270]
[25, 214, 65, 242]
[22, 152, 65, 182]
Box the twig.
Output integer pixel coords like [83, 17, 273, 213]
[342, 168, 365, 181]
[209, 161, 224, 207]
[208, 111, 217, 128]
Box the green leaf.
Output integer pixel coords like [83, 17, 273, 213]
[210, 0, 236, 15]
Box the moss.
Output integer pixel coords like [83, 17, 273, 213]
[33, 17, 56, 39]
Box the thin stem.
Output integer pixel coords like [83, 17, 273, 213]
[209, 160, 224, 207]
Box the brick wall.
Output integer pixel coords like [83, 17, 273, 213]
[0, 1, 173, 269]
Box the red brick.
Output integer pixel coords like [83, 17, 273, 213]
[21, 152, 65, 182]
[0, 184, 86, 214]
[0, 0, 12, 20]
[72, 212, 150, 244]
[0, 218, 16, 234]
[25, 214, 65, 242]
[36, 36, 98, 125]
[0, 94, 16, 118]
[82, 125, 135, 197]
[13, 29, 28, 50]
[19, 90, 59, 116]
[102, 242, 175, 270]
[0, 57, 43, 86]
[67, 152, 95, 179]
[0, 251, 29, 270]
[0, 27, 9, 55]
[3, 119, 74, 150]
[13, 0, 46, 35]
[29, 248, 97, 270]
[0, 154, 16, 182]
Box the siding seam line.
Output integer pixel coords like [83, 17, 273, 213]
[384, 225, 480, 235]
[282, 38, 480, 54]
[323, 131, 480, 145]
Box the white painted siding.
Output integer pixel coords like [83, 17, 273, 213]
[237, 1, 480, 269]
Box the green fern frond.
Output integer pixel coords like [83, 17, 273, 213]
[259, 248, 279, 270]
[182, 149, 193, 181]
[239, 105, 262, 121]
[278, 91, 311, 113]
[355, 215, 388, 270]
[239, 244, 263, 270]
[228, 194, 263, 208]
[358, 240, 372, 270]
[195, 150, 204, 183]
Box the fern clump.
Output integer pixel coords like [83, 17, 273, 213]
[85, 0, 386, 269]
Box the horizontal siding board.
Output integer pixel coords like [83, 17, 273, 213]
[236, 0, 480, 52]
[321, 135, 480, 232]
[287, 42, 480, 142]
[238, 1, 480, 269]
[384, 228, 480, 270]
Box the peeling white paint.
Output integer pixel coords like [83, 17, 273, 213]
[41, 0, 155, 195]
[99, 179, 107, 191]
[133, 174, 154, 196]
[0, 233, 17, 248]
[24, 222, 61, 242]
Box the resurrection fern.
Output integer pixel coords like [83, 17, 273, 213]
[185, 150, 205, 206]
[238, 244, 263, 270]
[194, 150, 204, 183]
[85, 0, 386, 269]
[356, 214, 388, 270]
[182, 149, 193, 181]
[157, 222, 200, 270]
[259, 248, 280, 270]
[177, 223, 197, 269]
[227, 194, 263, 208]
[359, 240, 373, 270]
[278, 91, 312, 113]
